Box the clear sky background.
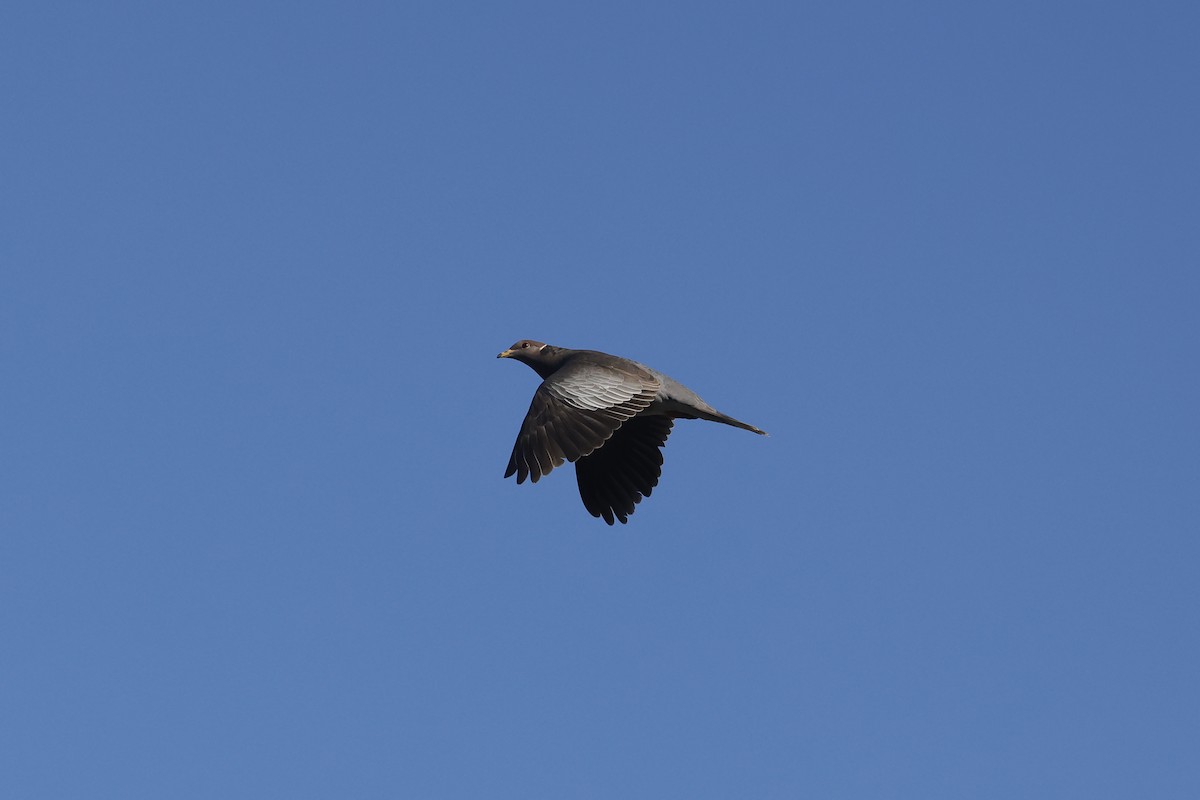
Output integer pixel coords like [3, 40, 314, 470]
[2, 2, 1198, 798]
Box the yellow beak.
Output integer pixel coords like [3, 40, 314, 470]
[497, 349, 515, 359]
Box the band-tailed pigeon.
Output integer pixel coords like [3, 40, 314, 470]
[497, 340, 767, 524]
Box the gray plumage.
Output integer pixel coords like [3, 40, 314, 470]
[497, 340, 767, 524]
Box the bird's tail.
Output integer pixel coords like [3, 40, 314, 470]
[705, 410, 768, 436]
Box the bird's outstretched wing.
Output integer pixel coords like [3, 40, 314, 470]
[505, 360, 660, 484]
[575, 415, 674, 525]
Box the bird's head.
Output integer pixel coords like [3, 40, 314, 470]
[494, 340, 547, 357]
[496, 339, 547, 360]
[497, 340, 564, 377]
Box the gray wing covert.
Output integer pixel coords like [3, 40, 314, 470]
[505, 360, 659, 484]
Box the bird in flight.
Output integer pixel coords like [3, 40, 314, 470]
[498, 340, 767, 524]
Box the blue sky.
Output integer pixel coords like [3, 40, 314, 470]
[2, 2, 1198, 797]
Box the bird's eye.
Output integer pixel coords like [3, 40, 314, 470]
[521, 342, 529, 348]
